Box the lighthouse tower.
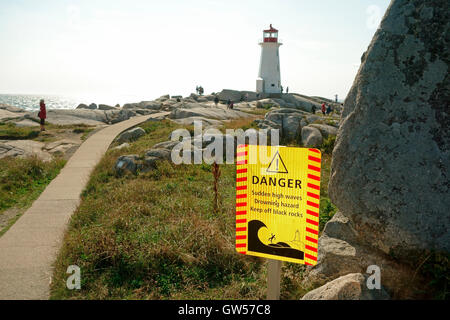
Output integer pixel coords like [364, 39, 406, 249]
[256, 24, 282, 95]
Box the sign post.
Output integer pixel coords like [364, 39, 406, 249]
[235, 145, 322, 299]
[267, 259, 282, 300]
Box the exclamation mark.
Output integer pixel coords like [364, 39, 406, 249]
[276, 158, 279, 171]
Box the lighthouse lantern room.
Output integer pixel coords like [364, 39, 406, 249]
[256, 24, 282, 95]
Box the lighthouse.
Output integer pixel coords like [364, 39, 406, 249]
[256, 24, 282, 95]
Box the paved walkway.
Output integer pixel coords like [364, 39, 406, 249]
[0, 113, 168, 299]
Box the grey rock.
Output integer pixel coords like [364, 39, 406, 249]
[171, 117, 223, 127]
[301, 126, 323, 147]
[282, 115, 302, 140]
[116, 127, 145, 143]
[122, 103, 141, 110]
[152, 140, 180, 150]
[309, 124, 338, 138]
[169, 107, 249, 120]
[281, 94, 321, 112]
[305, 115, 321, 124]
[304, 212, 424, 299]
[0, 104, 24, 113]
[145, 148, 171, 160]
[329, 0, 450, 262]
[218, 89, 242, 102]
[98, 104, 117, 110]
[114, 155, 140, 175]
[301, 273, 390, 300]
[113, 143, 130, 150]
[104, 109, 134, 124]
[26, 109, 109, 125]
[142, 156, 159, 171]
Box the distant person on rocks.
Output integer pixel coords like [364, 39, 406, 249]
[196, 86, 199, 95]
[311, 105, 316, 114]
[326, 105, 332, 115]
[198, 86, 204, 95]
[229, 100, 234, 109]
[214, 96, 219, 106]
[321, 103, 326, 115]
[226, 99, 231, 109]
[281, 86, 284, 94]
[286, 87, 289, 94]
[38, 99, 46, 131]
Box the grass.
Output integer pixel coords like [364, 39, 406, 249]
[51, 119, 330, 299]
[220, 116, 261, 132]
[0, 155, 66, 236]
[50, 120, 267, 299]
[0, 122, 40, 140]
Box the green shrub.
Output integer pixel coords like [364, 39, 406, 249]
[321, 135, 336, 155]
[319, 198, 337, 231]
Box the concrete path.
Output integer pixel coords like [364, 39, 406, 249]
[0, 113, 168, 299]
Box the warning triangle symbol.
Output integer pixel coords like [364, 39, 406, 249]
[266, 151, 288, 174]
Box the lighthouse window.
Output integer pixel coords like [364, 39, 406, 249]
[271, 84, 275, 87]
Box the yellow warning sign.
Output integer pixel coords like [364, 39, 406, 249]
[235, 145, 322, 265]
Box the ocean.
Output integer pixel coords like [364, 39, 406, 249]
[0, 94, 158, 111]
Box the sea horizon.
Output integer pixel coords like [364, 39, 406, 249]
[0, 92, 345, 111]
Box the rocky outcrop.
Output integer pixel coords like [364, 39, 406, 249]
[329, 0, 450, 262]
[306, 0, 450, 299]
[0, 140, 52, 161]
[169, 107, 249, 121]
[116, 127, 145, 143]
[76, 103, 97, 110]
[301, 273, 390, 300]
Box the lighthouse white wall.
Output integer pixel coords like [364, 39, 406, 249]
[257, 42, 282, 94]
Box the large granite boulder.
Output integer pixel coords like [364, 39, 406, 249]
[304, 0, 450, 299]
[328, 0, 450, 263]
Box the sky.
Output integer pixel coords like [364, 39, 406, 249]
[0, 0, 391, 102]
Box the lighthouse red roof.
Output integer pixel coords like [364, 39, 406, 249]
[264, 24, 278, 33]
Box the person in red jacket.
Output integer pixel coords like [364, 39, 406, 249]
[321, 103, 326, 115]
[39, 99, 46, 131]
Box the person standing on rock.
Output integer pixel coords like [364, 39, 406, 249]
[226, 99, 231, 109]
[38, 99, 46, 131]
[321, 103, 326, 115]
[229, 100, 234, 110]
[214, 96, 219, 106]
[286, 87, 289, 94]
[326, 104, 332, 115]
[311, 105, 316, 114]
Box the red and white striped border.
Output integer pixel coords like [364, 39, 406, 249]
[304, 148, 322, 266]
[235, 144, 249, 254]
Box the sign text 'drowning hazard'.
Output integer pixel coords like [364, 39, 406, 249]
[235, 145, 322, 265]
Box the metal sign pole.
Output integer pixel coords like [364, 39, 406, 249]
[267, 259, 282, 300]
